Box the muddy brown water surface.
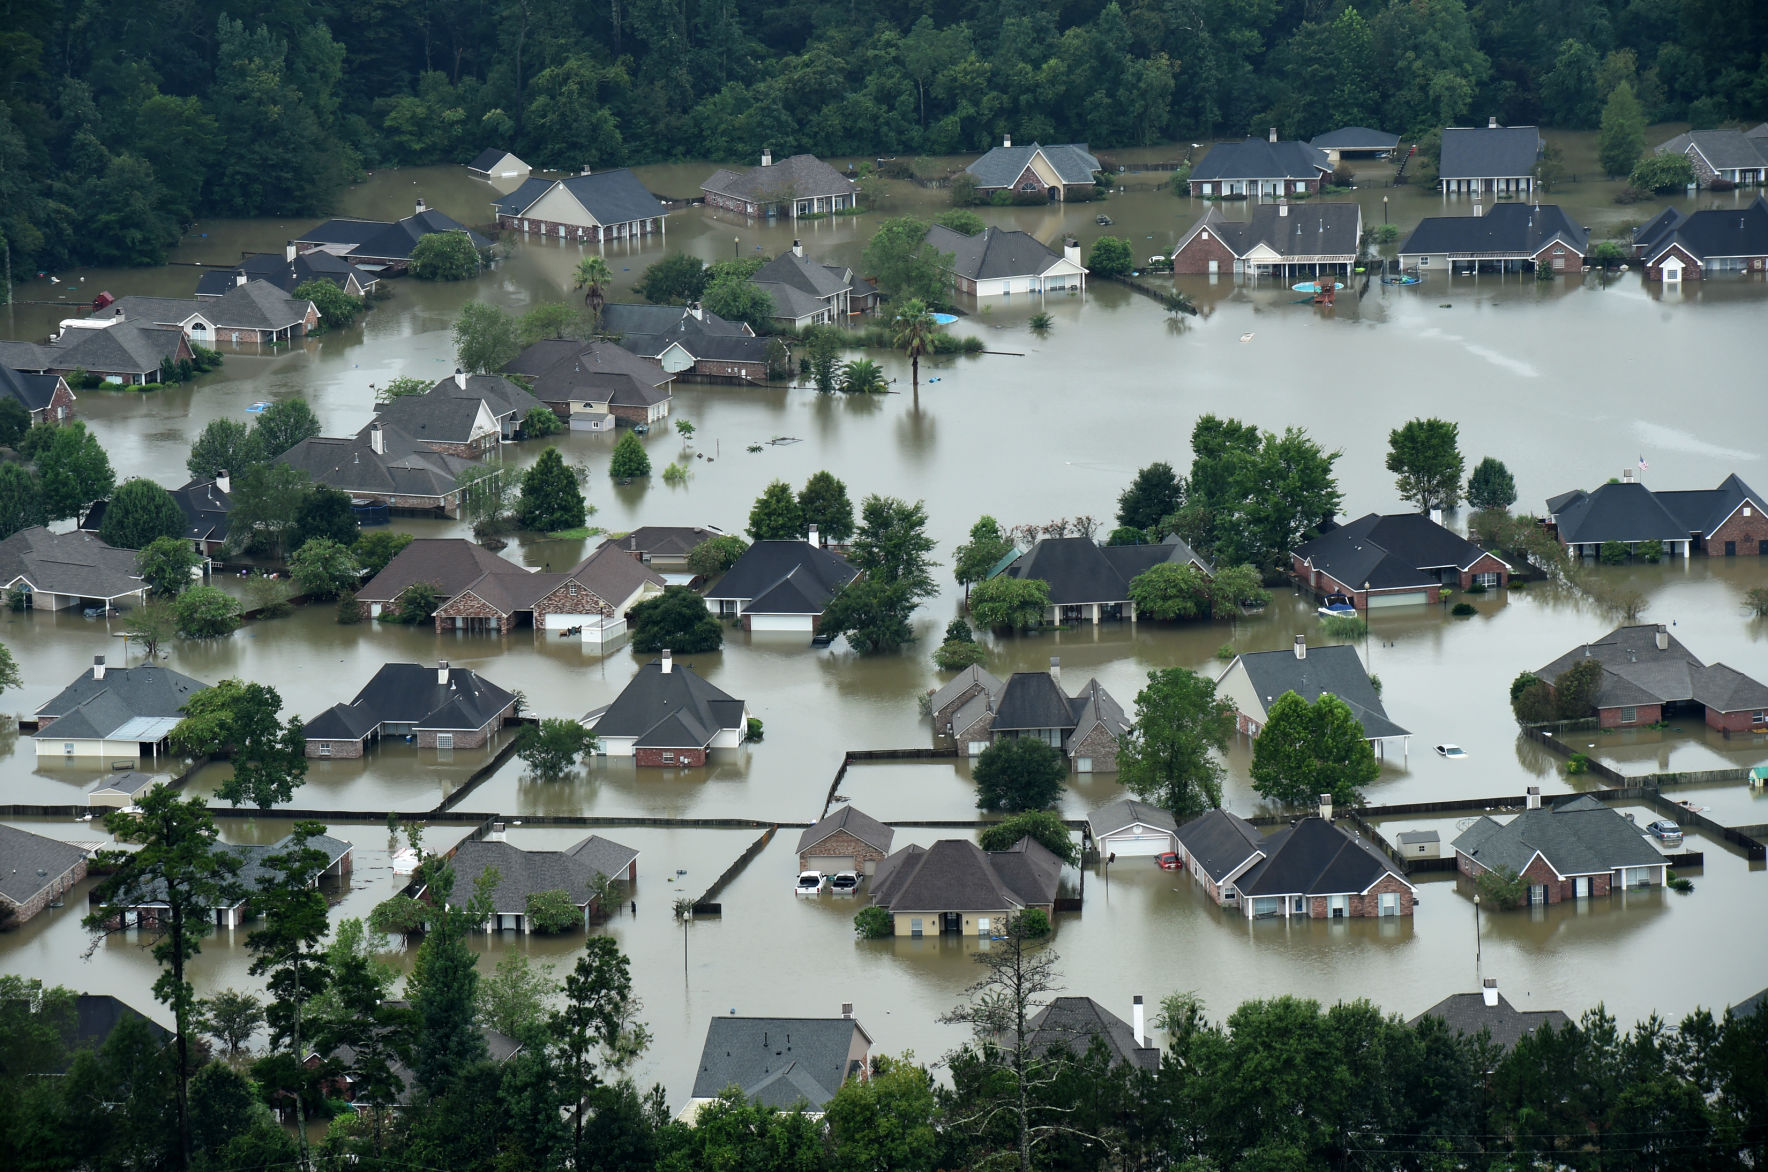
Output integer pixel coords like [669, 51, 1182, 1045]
[5, 143, 1768, 1105]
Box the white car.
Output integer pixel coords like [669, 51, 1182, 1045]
[1435, 744, 1467, 759]
[795, 870, 826, 895]
[830, 871, 860, 894]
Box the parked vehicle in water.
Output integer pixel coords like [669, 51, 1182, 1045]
[1645, 819, 1683, 843]
[1157, 852, 1182, 871]
[830, 871, 860, 893]
[1435, 744, 1468, 759]
[795, 870, 826, 894]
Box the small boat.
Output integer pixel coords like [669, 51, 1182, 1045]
[1381, 274, 1421, 286]
[1317, 593, 1358, 618]
[1095, 214, 1114, 226]
[1291, 280, 1345, 293]
[631, 423, 649, 434]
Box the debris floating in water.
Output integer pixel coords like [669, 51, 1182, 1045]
[245, 401, 270, 414]
[1240, 332, 1254, 343]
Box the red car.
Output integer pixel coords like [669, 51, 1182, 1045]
[1156, 852, 1182, 871]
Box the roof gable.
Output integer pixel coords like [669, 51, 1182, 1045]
[797, 804, 895, 855]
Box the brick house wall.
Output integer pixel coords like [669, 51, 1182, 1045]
[701, 191, 757, 216]
[1707, 707, 1768, 733]
[419, 724, 494, 749]
[4, 857, 87, 925]
[1234, 710, 1264, 737]
[799, 830, 889, 870]
[1532, 242, 1583, 272]
[1462, 852, 1614, 904]
[1172, 228, 1240, 274]
[433, 589, 514, 632]
[1598, 702, 1663, 728]
[413, 438, 489, 459]
[532, 582, 616, 624]
[1347, 872, 1415, 917]
[1067, 722, 1121, 772]
[952, 707, 996, 746]
[691, 357, 768, 381]
[610, 401, 667, 426]
[636, 746, 707, 767]
[933, 684, 990, 735]
[1706, 503, 1768, 554]
[306, 737, 368, 759]
[1645, 243, 1703, 281]
[1458, 552, 1510, 588]
[29, 380, 77, 425]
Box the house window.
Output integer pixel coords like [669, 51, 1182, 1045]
[1746, 507, 1755, 517]
[977, 917, 991, 936]
[436, 734, 454, 750]
[1379, 892, 1401, 917]
[910, 917, 923, 937]
[1474, 572, 1500, 588]
[1420, 256, 1430, 266]
[1222, 885, 1237, 901]
[1200, 183, 1213, 195]
[662, 752, 676, 764]
[64, 743, 75, 755]
[1753, 711, 1766, 727]
[1200, 231, 1210, 241]
[1621, 707, 1638, 724]
[319, 743, 332, 757]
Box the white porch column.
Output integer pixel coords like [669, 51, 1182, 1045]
[1091, 603, 1100, 625]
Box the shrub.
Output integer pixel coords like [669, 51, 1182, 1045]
[976, 810, 1078, 865]
[1451, 602, 1477, 616]
[1475, 865, 1528, 910]
[745, 716, 764, 743]
[516, 718, 598, 779]
[853, 905, 893, 939]
[1466, 582, 1487, 593]
[1599, 540, 1629, 565]
[174, 585, 243, 638]
[1320, 614, 1368, 641]
[1216, 643, 1235, 660]
[525, 890, 582, 934]
[523, 406, 563, 438]
[609, 431, 651, 478]
[662, 462, 687, 484]
[1565, 752, 1590, 775]
[1010, 909, 1051, 938]
[1667, 875, 1694, 893]
[1747, 586, 1768, 617]
[368, 895, 427, 940]
[934, 639, 987, 671]
[408, 231, 481, 280]
[335, 592, 362, 624]
[1640, 539, 1663, 564]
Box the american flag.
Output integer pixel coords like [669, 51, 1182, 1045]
[1638, 455, 1650, 472]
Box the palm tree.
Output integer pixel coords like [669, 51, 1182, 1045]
[573, 256, 614, 326]
[840, 358, 887, 394]
[891, 298, 936, 401]
[1028, 311, 1053, 335]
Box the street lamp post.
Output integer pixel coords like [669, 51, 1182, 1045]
[1383, 195, 1389, 225]
[1473, 893, 1483, 984]
[733, 236, 739, 259]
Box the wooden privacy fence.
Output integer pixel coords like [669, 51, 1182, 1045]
[690, 825, 776, 916]
[821, 748, 958, 819]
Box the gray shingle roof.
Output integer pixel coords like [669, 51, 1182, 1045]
[925, 224, 1070, 282]
[1453, 794, 1665, 877]
[1190, 139, 1330, 182]
[0, 824, 89, 907]
[449, 832, 636, 915]
[0, 365, 68, 412]
[355, 538, 514, 604]
[965, 142, 1100, 188]
[1534, 623, 1768, 714]
[194, 250, 377, 298]
[373, 393, 492, 444]
[1295, 512, 1506, 591]
[992, 671, 1077, 732]
[170, 478, 232, 545]
[1001, 535, 1211, 605]
[1022, 996, 1161, 1071]
[1637, 196, 1768, 263]
[276, 425, 473, 502]
[507, 338, 675, 409]
[302, 662, 513, 743]
[491, 176, 555, 217]
[1410, 991, 1571, 1051]
[869, 836, 1061, 914]
[598, 304, 766, 365]
[551, 169, 669, 226]
[0, 321, 186, 379]
[1670, 130, 1768, 173]
[1398, 203, 1587, 258]
[427, 373, 544, 422]
[1226, 643, 1408, 740]
[295, 209, 490, 263]
[1547, 480, 1691, 545]
[611, 526, 726, 561]
[690, 1016, 869, 1110]
[0, 527, 148, 602]
[798, 804, 895, 856]
[1087, 798, 1178, 839]
[589, 658, 744, 748]
[467, 148, 527, 174]
[701, 154, 858, 203]
[1236, 817, 1410, 898]
[929, 664, 1004, 722]
[704, 541, 856, 614]
[1309, 127, 1400, 151]
[1437, 126, 1542, 179]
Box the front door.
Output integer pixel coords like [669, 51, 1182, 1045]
[1530, 884, 1549, 906]
[1328, 895, 1348, 918]
[940, 912, 962, 935]
[1726, 541, 1737, 556]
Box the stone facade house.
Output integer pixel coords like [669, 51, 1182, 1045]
[996, 534, 1213, 625]
[965, 137, 1101, 201]
[749, 243, 879, 329]
[925, 224, 1088, 297]
[1398, 203, 1587, 273]
[947, 658, 1127, 773]
[354, 538, 515, 621]
[1546, 470, 1768, 558]
[797, 805, 895, 876]
[430, 540, 665, 641]
[703, 538, 859, 633]
[278, 421, 473, 516]
[107, 281, 320, 347]
[444, 829, 639, 932]
[928, 664, 1005, 740]
[1188, 131, 1332, 197]
[1453, 793, 1669, 905]
[701, 151, 858, 219]
[1171, 202, 1362, 277]
[1436, 121, 1542, 197]
[491, 168, 668, 242]
[302, 660, 516, 757]
[586, 651, 747, 767]
[1632, 196, 1768, 281]
[1653, 128, 1768, 188]
[1291, 511, 1510, 609]
[31, 656, 207, 762]
[1532, 623, 1768, 732]
[293, 199, 490, 272]
[682, 1012, 872, 1120]
[1216, 637, 1410, 760]
[0, 365, 75, 424]
[0, 825, 90, 926]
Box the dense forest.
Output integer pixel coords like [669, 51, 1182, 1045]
[1, 0, 1766, 276]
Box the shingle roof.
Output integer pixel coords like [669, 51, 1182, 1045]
[1225, 643, 1408, 739]
[1022, 996, 1161, 1071]
[194, 250, 377, 298]
[508, 338, 674, 409]
[1295, 512, 1506, 591]
[1087, 798, 1178, 839]
[925, 224, 1071, 282]
[1533, 623, 1768, 713]
[0, 824, 90, 907]
[1309, 127, 1400, 151]
[447, 832, 635, 914]
[1437, 126, 1542, 179]
[0, 321, 185, 379]
[0, 365, 67, 412]
[928, 664, 1004, 721]
[427, 372, 544, 421]
[1236, 817, 1409, 897]
[1232, 202, 1363, 259]
[611, 525, 726, 561]
[1398, 203, 1587, 258]
[965, 142, 1100, 188]
[1176, 810, 1266, 885]
[701, 154, 858, 202]
[355, 538, 514, 603]
[552, 169, 668, 225]
[129, 832, 351, 908]
[296, 209, 490, 262]
[992, 672, 1072, 732]
[170, 478, 232, 545]
[113, 280, 313, 333]
[1002, 535, 1211, 605]
[1190, 139, 1331, 182]
[1634, 197, 1768, 264]
[1452, 794, 1665, 876]
[1410, 991, 1571, 1051]
[589, 658, 745, 748]
[277, 426, 473, 503]
[704, 541, 857, 614]
[798, 805, 894, 856]
[373, 393, 494, 444]
[491, 176, 555, 216]
[598, 304, 765, 365]
[565, 540, 666, 607]
[0, 527, 147, 602]
[1672, 130, 1768, 173]
[869, 836, 1061, 914]
[302, 662, 513, 742]
[63, 995, 171, 1065]
[1547, 480, 1693, 545]
[690, 1016, 869, 1111]
[468, 148, 526, 174]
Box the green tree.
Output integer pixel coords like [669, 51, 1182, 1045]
[174, 585, 244, 638]
[700, 274, 776, 332]
[83, 788, 239, 1168]
[954, 515, 1014, 597]
[805, 327, 842, 393]
[1629, 153, 1696, 193]
[865, 217, 951, 304]
[375, 375, 433, 404]
[519, 447, 587, 531]
[0, 463, 45, 539]
[553, 936, 650, 1165]
[747, 480, 804, 540]
[226, 463, 311, 558]
[1182, 416, 1341, 571]
[631, 586, 723, 653]
[395, 581, 442, 624]
[636, 254, 709, 305]
[1207, 564, 1272, 614]
[454, 300, 522, 373]
[573, 255, 615, 324]
[1385, 417, 1465, 512]
[1128, 562, 1210, 621]
[970, 575, 1050, 630]
[99, 478, 185, 549]
[525, 889, 583, 934]
[609, 431, 652, 478]
[1552, 658, 1604, 720]
[248, 398, 322, 461]
[408, 864, 495, 1098]
[1510, 671, 1554, 722]
[1117, 667, 1236, 820]
[936, 207, 986, 235]
[353, 530, 414, 578]
[520, 302, 581, 347]
[197, 989, 264, 1056]
[1249, 691, 1380, 808]
[171, 678, 307, 808]
[31, 421, 114, 521]
[517, 718, 598, 779]
[293, 484, 359, 548]
[974, 737, 1068, 812]
[293, 278, 365, 328]
[854, 904, 893, 939]
[288, 536, 361, 599]
[186, 417, 255, 480]
[819, 575, 915, 654]
[137, 536, 201, 598]
[1117, 462, 1184, 534]
[824, 1054, 940, 1172]
[840, 357, 888, 395]
[891, 298, 938, 398]
[1598, 82, 1646, 178]
[848, 495, 938, 599]
[977, 810, 1079, 864]
[408, 231, 481, 280]
[0, 398, 31, 447]
[1541, 39, 1601, 128]
[1086, 235, 1133, 277]
[1467, 457, 1517, 510]
[687, 534, 749, 579]
[797, 471, 855, 542]
[124, 602, 177, 661]
[524, 405, 563, 438]
[475, 952, 556, 1041]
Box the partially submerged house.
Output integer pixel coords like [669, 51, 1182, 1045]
[598, 303, 771, 383]
[748, 244, 878, 329]
[585, 651, 747, 767]
[1411, 980, 1572, 1050]
[371, 390, 503, 458]
[1087, 799, 1178, 857]
[1632, 196, 1768, 281]
[964, 137, 1101, 201]
[1653, 128, 1768, 188]
[995, 535, 1213, 624]
[1437, 121, 1543, 197]
[1170, 202, 1362, 277]
[948, 658, 1128, 773]
[414, 370, 546, 442]
[797, 805, 895, 875]
[490, 169, 669, 242]
[1453, 792, 1669, 903]
[103, 281, 320, 347]
[293, 199, 490, 273]
[703, 538, 858, 633]
[194, 246, 379, 299]
[302, 661, 516, 757]
[1215, 637, 1410, 760]
[0, 318, 191, 386]
[278, 421, 474, 517]
[466, 148, 530, 179]
[86, 771, 164, 809]
[1188, 132, 1332, 197]
[0, 365, 75, 424]
[1309, 127, 1400, 164]
[1175, 806, 1415, 918]
[867, 836, 1064, 937]
[169, 475, 233, 556]
[1021, 996, 1161, 1071]
[505, 337, 675, 427]
[928, 664, 1005, 740]
[610, 525, 728, 580]
[0, 825, 90, 926]
[701, 151, 859, 219]
[1545, 470, 1768, 558]
[1532, 623, 1768, 732]
[354, 538, 515, 620]
[682, 1010, 872, 1120]
[1291, 512, 1510, 609]
[445, 829, 639, 932]
[430, 540, 665, 640]
[924, 224, 1088, 297]
[0, 528, 149, 612]
[32, 657, 207, 762]
[109, 832, 353, 930]
[1397, 204, 1588, 273]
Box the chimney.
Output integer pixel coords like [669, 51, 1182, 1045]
[688, 301, 703, 321]
[415, 196, 426, 215]
[808, 524, 821, 548]
[1064, 238, 1080, 266]
[1526, 786, 1541, 809]
[1488, 116, 1498, 129]
[235, 273, 247, 287]
[1622, 467, 1634, 483]
[1482, 977, 1499, 1008]
[1429, 507, 1443, 526]
[1268, 126, 1278, 143]
[1132, 995, 1145, 1047]
[1473, 201, 1484, 217]
[92, 655, 106, 681]
[368, 422, 384, 455]
[453, 367, 467, 391]
[761, 148, 773, 167]
[1278, 199, 1289, 217]
[285, 240, 297, 263]
[580, 165, 592, 176]
[1293, 634, 1307, 660]
[841, 1002, 853, 1019]
[215, 470, 230, 495]
[1319, 793, 1333, 822]
[490, 821, 506, 842]
[661, 648, 673, 674]
[1002, 133, 1013, 149]
[1043, 657, 1060, 687]
[113, 307, 125, 321]
[437, 660, 450, 686]
[1655, 624, 1668, 651]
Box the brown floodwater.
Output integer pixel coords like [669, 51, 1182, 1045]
[4, 139, 1768, 1106]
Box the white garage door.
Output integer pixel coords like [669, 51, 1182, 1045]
[1366, 591, 1425, 609]
[967, 741, 990, 758]
[749, 614, 811, 632]
[806, 855, 852, 873]
[1105, 833, 1169, 856]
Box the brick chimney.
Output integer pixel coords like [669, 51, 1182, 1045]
[1048, 656, 1061, 686]
[1482, 977, 1499, 1007]
[1293, 634, 1307, 660]
[92, 655, 106, 681]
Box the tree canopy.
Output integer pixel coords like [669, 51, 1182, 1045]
[972, 738, 1068, 812]
[630, 586, 723, 654]
[518, 448, 586, 533]
[99, 478, 185, 549]
[1116, 667, 1236, 820]
[1249, 691, 1381, 809]
[1386, 418, 1465, 513]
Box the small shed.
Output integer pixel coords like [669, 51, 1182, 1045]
[87, 770, 164, 810]
[467, 149, 531, 180]
[1396, 829, 1441, 859]
[570, 410, 615, 433]
[1750, 765, 1768, 789]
